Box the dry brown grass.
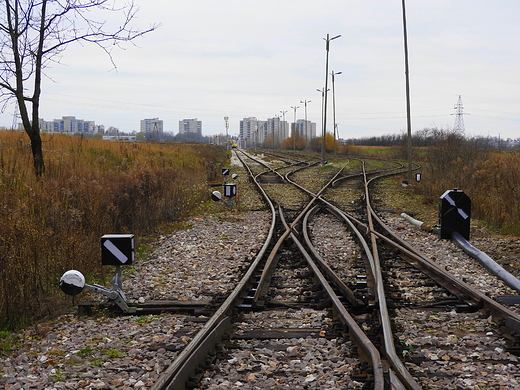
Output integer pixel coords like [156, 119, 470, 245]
[0, 131, 227, 330]
[340, 140, 520, 235]
[411, 138, 520, 235]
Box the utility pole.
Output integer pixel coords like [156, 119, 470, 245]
[401, 0, 413, 183]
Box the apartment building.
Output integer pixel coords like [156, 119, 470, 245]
[39, 116, 96, 133]
[140, 118, 164, 134]
[295, 119, 316, 140]
[179, 118, 202, 135]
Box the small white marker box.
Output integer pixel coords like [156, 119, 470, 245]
[224, 183, 236, 198]
[101, 234, 135, 266]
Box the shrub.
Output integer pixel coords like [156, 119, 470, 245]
[411, 131, 520, 234]
[0, 131, 226, 330]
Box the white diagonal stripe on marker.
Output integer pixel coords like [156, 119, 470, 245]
[103, 240, 128, 263]
[445, 194, 469, 219]
[445, 194, 456, 207]
[458, 209, 469, 220]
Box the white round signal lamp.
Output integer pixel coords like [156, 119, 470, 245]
[211, 190, 222, 202]
[59, 270, 86, 296]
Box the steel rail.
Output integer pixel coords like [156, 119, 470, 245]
[287, 159, 422, 389]
[259, 150, 318, 165]
[302, 204, 365, 308]
[302, 205, 416, 390]
[237, 149, 311, 187]
[316, 201, 416, 390]
[152, 151, 339, 390]
[360, 170, 520, 337]
[367, 215, 520, 337]
[251, 158, 346, 305]
[151, 153, 421, 390]
[233, 150, 316, 306]
[335, 198, 485, 309]
[282, 205, 386, 390]
[284, 160, 399, 300]
[281, 155, 419, 388]
[325, 161, 520, 384]
[329, 158, 411, 189]
[151, 151, 278, 390]
[361, 164, 423, 390]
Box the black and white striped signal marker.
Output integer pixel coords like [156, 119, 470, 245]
[443, 193, 469, 219]
[101, 234, 135, 266]
[224, 183, 237, 198]
[439, 189, 471, 240]
[103, 240, 129, 263]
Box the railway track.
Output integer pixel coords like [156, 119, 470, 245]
[152, 152, 388, 389]
[151, 152, 407, 389]
[5, 150, 520, 388]
[313, 156, 520, 388]
[151, 150, 520, 389]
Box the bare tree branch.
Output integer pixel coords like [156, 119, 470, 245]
[0, 0, 158, 176]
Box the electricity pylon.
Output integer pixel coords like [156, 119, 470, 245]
[452, 95, 466, 132]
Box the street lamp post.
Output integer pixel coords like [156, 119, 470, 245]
[280, 110, 287, 145]
[291, 105, 299, 150]
[317, 87, 328, 156]
[224, 116, 229, 150]
[300, 100, 311, 144]
[274, 115, 281, 149]
[331, 70, 342, 158]
[322, 33, 341, 164]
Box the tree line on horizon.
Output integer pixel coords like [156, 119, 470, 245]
[346, 127, 519, 148]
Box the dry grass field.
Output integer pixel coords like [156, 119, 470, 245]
[2, 130, 519, 330]
[343, 140, 520, 236]
[0, 131, 227, 330]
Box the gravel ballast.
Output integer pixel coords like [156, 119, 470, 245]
[0, 212, 270, 390]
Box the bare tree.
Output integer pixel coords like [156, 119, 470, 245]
[0, 0, 157, 176]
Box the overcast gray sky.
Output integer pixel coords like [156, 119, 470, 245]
[1, 0, 519, 140]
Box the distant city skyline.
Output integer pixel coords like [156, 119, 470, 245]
[1, 1, 518, 140]
[17, 115, 324, 140]
[0, 0, 520, 142]
[12, 113, 519, 148]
